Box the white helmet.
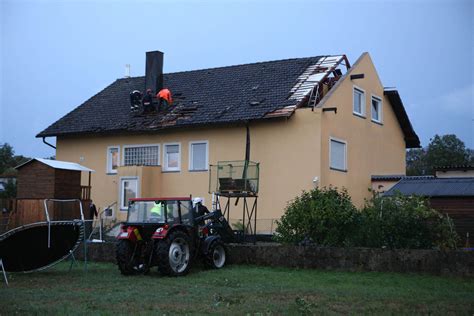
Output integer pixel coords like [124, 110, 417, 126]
[193, 197, 203, 206]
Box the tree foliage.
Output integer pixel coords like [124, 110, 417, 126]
[0, 143, 29, 175]
[0, 179, 17, 199]
[406, 134, 473, 176]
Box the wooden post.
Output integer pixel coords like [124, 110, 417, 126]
[88, 171, 92, 200]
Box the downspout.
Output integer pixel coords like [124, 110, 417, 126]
[42, 137, 56, 149]
[235, 123, 251, 206]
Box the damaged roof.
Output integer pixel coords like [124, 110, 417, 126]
[37, 56, 324, 137]
[37, 55, 419, 149]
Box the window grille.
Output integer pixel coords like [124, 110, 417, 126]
[124, 145, 160, 166]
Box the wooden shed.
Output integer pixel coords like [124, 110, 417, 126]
[6, 158, 95, 229]
[384, 177, 474, 246]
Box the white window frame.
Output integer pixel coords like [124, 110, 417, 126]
[163, 142, 181, 172]
[353, 85, 366, 117]
[371, 95, 383, 124]
[106, 145, 120, 174]
[329, 137, 347, 172]
[189, 141, 209, 171]
[122, 143, 161, 166]
[120, 177, 139, 210]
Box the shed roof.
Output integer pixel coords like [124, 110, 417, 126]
[384, 177, 474, 197]
[15, 158, 95, 173]
[371, 175, 434, 181]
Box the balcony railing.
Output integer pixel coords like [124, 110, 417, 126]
[81, 186, 91, 201]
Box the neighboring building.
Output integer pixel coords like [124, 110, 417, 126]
[7, 158, 94, 229]
[371, 175, 434, 194]
[435, 165, 474, 178]
[384, 177, 474, 245]
[37, 51, 419, 229]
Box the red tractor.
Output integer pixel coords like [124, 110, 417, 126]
[116, 197, 232, 276]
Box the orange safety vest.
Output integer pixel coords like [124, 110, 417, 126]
[157, 89, 173, 104]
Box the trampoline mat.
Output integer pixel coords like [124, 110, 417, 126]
[0, 221, 83, 272]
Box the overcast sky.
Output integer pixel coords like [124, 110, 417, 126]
[1, 0, 473, 158]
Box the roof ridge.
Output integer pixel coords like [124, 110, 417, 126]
[116, 55, 328, 80]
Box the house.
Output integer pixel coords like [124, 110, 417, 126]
[435, 165, 474, 178]
[384, 176, 474, 245]
[37, 51, 419, 231]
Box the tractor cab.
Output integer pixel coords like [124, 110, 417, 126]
[125, 198, 194, 225]
[119, 197, 194, 240]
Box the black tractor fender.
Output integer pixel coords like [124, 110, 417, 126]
[201, 235, 222, 255]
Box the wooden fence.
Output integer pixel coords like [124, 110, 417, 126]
[0, 198, 91, 233]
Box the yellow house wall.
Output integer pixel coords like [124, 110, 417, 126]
[56, 109, 321, 224]
[319, 53, 406, 207]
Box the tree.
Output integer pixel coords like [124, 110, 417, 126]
[0, 143, 29, 173]
[0, 143, 16, 174]
[0, 179, 17, 199]
[406, 134, 472, 176]
[425, 134, 471, 174]
[406, 148, 426, 176]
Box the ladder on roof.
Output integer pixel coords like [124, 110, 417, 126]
[289, 55, 349, 108]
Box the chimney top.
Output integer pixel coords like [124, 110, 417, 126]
[125, 64, 131, 78]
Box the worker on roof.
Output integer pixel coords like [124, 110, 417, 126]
[142, 89, 154, 113]
[157, 88, 173, 111]
[129, 90, 142, 111]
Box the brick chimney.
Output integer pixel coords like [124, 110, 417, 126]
[145, 51, 164, 95]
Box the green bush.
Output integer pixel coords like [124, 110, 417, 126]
[275, 188, 459, 249]
[274, 187, 359, 246]
[355, 192, 459, 249]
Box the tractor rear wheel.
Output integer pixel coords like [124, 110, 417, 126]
[155, 230, 192, 276]
[116, 239, 139, 275]
[206, 240, 227, 269]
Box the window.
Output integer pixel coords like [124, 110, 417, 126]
[107, 146, 120, 174]
[164, 143, 181, 171]
[189, 141, 208, 171]
[330, 138, 347, 171]
[371, 96, 383, 123]
[353, 86, 365, 116]
[120, 177, 138, 210]
[123, 144, 160, 166]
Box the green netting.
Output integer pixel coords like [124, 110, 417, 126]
[209, 160, 259, 194]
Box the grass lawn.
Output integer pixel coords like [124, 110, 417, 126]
[0, 261, 473, 315]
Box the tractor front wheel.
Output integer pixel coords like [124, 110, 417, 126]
[116, 239, 139, 275]
[155, 231, 192, 276]
[206, 240, 227, 269]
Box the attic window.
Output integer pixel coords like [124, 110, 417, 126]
[371, 95, 383, 123]
[353, 86, 365, 117]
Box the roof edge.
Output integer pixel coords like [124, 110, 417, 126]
[384, 89, 421, 148]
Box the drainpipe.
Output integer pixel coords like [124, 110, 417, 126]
[42, 137, 56, 149]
